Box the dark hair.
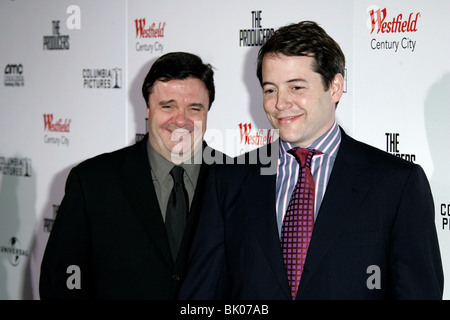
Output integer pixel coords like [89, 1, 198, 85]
[256, 21, 345, 91]
[142, 52, 215, 109]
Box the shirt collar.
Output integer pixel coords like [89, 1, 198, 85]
[146, 140, 201, 186]
[279, 121, 341, 159]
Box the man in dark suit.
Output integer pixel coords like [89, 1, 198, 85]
[39, 52, 223, 299]
[179, 21, 443, 299]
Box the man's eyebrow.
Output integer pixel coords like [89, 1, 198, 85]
[287, 78, 307, 83]
[262, 81, 274, 87]
[262, 78, 308, 86]
[190, 103, 206, 108]
[159, 99, 175, 105]
[158, 100, 206, 108]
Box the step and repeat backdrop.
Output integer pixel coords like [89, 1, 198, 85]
[0, 0, 449, 299]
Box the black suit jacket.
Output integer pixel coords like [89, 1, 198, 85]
[180, 128, 444, 299]
[39, 135, 221, 299]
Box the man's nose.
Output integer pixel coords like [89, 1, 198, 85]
[173, 109, 188, 127]
[275, 91, 293, 111]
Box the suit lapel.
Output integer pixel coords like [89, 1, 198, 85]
[297, 130, 371, 297]
[186, 144, 212, 223]
[176, 151, 210, 266]
[120, 136, 174, 267]
[240, 148, 292, 299]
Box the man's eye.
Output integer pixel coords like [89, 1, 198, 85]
[188, 105, 205, 113]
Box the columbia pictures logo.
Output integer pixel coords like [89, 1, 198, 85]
[83, 68, 122, 89]
[0, 156, 32, 177]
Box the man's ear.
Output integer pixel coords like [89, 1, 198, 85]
[330, 73, 344, 104]
[146, 106, 150, 119]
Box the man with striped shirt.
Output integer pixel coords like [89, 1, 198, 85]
[276, 121, 340, 236]
[180, 21, 443, 300]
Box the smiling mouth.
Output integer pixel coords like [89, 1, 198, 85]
[165, 126, 193, 134]
[168, 128, 193, 142]
[171, 128, 190, 135]
[277, 114, 303, 122]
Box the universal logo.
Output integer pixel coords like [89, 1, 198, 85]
[134, 18, 166, 53]
[43, 20, 70, 50]
[82, 68, 122, 89]
[0, 237, 29, 267]
[4, 64, 24, 87]
[0, 156, 32, 177]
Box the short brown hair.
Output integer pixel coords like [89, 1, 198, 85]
[257, 21, 345, 91]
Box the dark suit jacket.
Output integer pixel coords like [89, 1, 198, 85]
[180, 128, 444, 300]
[39, 135, 221, 299]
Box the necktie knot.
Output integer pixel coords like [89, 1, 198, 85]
[288, 148, 322, 168]
[170, 166, 185, 184]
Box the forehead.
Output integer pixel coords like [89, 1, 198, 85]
[150, 78, 208, 99]
[262, 53, 316, 79]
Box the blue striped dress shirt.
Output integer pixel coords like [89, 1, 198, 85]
[276, 121, 341, 236]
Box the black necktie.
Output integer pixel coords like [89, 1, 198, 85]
[165, 166, 188, 262]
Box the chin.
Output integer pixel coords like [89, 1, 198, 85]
[279, 131, 300, 142]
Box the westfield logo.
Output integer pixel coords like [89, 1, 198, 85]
[369, 8, 420, 34]
[43, 114, 71, 132]
[135, 19, 166, 38]
[238, 123, 276, 146]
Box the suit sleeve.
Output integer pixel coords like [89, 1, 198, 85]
[39, 167, 93, 299]
[390, 164, 444, 299]
[179, 165, 230, 299]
